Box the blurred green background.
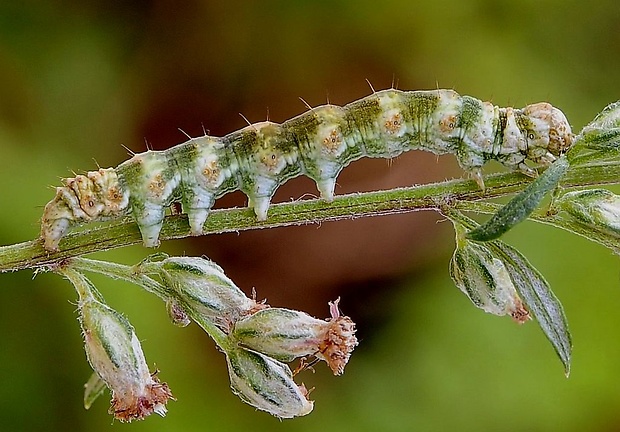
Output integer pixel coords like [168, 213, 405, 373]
[2, 1, 620, 431]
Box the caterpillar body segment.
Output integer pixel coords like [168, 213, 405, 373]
[40, 89, 574, 251]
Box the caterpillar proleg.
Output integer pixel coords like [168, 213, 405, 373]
[40, 89, 574, 251]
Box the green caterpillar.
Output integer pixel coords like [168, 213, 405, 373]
[40, 89, 574, 251]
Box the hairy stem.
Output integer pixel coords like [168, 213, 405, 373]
[0, 160, 617, 272]
[68, 256, 230, 348]
[69, 257, 169, 298]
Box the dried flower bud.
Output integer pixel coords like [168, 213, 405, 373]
[556, 189, 620, 237]
[144, 256, 263, 330]
[76, 276, 173, 422]
[450, 237, 530, 323]
[232, 299, 357, 375]
[225, 346, 313, 418]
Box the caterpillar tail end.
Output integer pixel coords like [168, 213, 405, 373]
[40, 217, 71, 252]
[40, 169, 129, 252]
[40, 192, 79, 252]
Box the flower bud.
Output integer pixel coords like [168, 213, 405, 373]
[450, 238, 530, 323]
[556, 189, 620, 237]
[587, 101, 620, 129]
[143, 256, 264, 330]
[231, 299, 357, 375]
[77, 278, 173, 422]
[578, 100, 620, 150]
[225, 346, 313, 418]
[165, 297, 191, 327]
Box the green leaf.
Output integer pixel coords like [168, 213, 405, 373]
[489, 241, 572, 375]
[467, 156, 569, 241]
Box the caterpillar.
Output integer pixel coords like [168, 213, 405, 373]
[40, 88, 574, 251]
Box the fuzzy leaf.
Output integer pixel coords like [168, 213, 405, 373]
[489, 241, 572, 375]
[467, 156, 569, 241]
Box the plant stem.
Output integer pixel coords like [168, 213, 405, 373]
[68, 256, 231, 348]
[69, 257, 168, 298]
[0, 160, 618, 272]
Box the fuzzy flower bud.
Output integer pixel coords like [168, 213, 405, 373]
[225, 346, 313, 418]
[577, 100, 620, 151]
[165, 297, 191, 327]
[142, 256, 264, 331]
[556, 189, 620, 237]
[232, 299, 357, 375]
[450, 236, 530, 323]
[75, 274, 173, 422]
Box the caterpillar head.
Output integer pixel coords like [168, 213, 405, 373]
[523, 102, 574, 157]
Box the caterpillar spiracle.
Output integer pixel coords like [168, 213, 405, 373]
[40, 89, 574, 251]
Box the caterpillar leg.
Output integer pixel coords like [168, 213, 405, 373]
[527, 151, 556, 168]
[243, 172, 287, 221]
[469, 168, 486, 190]
[245, 196, 270, 221]
[132, 203, 165, 247]
[517, 163, 538, 178]
[316, 177, 336, 202]
[139, 225, 164, 247]
[41, 182, 88, 250]
[183, 193, 216, 236]
[187, 208, 209, 236]
[41, 215, 71, 251]
[116, 151, 181, 247]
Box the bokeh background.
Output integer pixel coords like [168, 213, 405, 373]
[1, 1, 620, 431]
